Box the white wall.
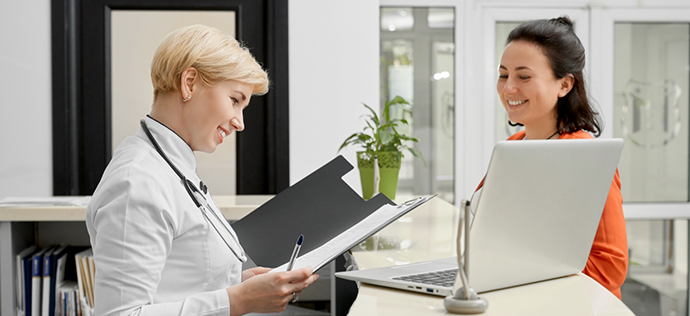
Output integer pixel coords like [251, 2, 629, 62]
[0, 0, 379, 198]
[288, 0, 379, 191]
[0, 1, 52, 312]
[0, 0, 53, 198]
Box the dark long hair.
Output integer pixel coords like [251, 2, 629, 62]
[506, 16, 601, 137]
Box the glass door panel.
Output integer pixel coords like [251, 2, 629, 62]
[380, 7, 455, 203]
[611, 22, 690, 316]
[613, 23, 689, 203]
[599, 13, 690, 316]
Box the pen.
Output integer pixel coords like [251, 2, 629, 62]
[286, 234, 303, 271]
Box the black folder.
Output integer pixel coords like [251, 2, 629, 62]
[232, 155, 396, 269]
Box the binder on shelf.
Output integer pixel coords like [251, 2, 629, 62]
[16, 245, 37, 316]
[31, 247, 49, 316]
[48, 245, 69, 316]
[14, 245, 87, 316]
[41, 246, 57, 316]
[233, 155, 433, 270]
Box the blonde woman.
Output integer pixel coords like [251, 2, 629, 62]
[86, 25, 319, 316]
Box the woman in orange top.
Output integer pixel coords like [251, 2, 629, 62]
[494, 16, 628, 298]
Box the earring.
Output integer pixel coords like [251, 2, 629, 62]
[183, 95, 191, 103]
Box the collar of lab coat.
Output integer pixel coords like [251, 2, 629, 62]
[137, 115, 197, 175]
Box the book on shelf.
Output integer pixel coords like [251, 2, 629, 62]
[30, 247, 54, 316]
[16, 245, 94, 316]
[40, 245, 57, 316]
[58, 281, 79, 316]
[16, 245, 37, 316]
[75, 248, 95, 315]
[48, 245, 69, 316]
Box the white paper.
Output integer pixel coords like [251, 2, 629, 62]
[271, 195, 433, 273]
[55, 251, 68, 312]
[16, 255, 24, 313]
[0, 196, 91, 207]
[81, 296, 94, 316]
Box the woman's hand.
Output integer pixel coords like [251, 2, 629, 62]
[241, 267, 272, 282]
[227, 266, 320, 316]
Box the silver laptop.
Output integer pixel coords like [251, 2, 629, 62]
[336, 138, 624, 296]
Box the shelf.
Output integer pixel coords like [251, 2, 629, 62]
[0, 195, 273, 221]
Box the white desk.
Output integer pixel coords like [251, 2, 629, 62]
[0, 195, 273, 221]
[346, 197, 635, 316]
[1, 195, 637, 315]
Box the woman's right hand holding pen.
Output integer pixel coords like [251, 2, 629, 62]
[227, 266, 320, 316]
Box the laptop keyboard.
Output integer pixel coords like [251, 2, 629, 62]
[392, 268, 458, 287]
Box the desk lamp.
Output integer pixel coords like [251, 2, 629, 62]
[444, 199, 489, 314]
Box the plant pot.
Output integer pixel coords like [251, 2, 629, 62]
[357, 151, 402, 200]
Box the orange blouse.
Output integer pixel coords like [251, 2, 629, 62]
[488, 130, 629, 298]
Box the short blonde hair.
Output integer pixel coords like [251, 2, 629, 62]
[151, 24, 269, 100]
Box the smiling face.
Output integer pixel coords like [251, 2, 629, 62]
[181, 79, 253, 153]
[497, 41, 572, 137]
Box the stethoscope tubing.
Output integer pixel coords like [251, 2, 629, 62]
[139, 119, 247, 262]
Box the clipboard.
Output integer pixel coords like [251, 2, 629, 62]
[232, 155, 434, 270]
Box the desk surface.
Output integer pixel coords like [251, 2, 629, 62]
[2, 195, 686, 221]
[0, 194, 638, 315]
[347, 197, 635, 316]
[0, 195, 273, 221]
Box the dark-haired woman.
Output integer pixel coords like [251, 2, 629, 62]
[494, 16, 628, 298]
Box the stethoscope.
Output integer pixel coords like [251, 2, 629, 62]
[140, 119, 248, 263]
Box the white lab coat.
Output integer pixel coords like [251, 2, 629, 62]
[86, 116, 243, 316]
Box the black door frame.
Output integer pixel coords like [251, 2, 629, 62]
[51, 0, 289, 195]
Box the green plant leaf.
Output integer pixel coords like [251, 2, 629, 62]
[362, 103, 379, 126]
[388, 95, 410, 106]
[378, 122, 394, 131]
[365, 120, 375, 131]
[358, 134, 372, 142]
[344, 137, 367, 149]
[398, 135, 419, 143]
[338, 133, 360, 152]
[380, 130, 393, 144]
[383, 99, 391, 123]
[408, 148, 427, 167]
[339, 96, 423, 166]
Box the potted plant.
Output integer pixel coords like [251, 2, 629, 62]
[338, 96, 424, 200]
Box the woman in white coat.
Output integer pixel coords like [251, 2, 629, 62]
[86, 25, 319, 316]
